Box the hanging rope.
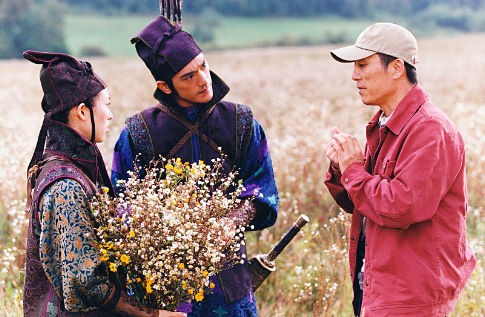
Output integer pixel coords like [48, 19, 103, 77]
[159, 0, 183, 24]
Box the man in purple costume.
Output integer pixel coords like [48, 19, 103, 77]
[111, 16, 279, 316]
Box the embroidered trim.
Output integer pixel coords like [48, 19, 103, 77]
[236, 104, 253, 166]
[126, 113, 154, 166]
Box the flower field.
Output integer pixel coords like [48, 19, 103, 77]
[1, 33, 484, 316]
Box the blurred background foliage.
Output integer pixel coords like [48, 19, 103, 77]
[0, 0, 68, 58]
[1, 0, 485, 59]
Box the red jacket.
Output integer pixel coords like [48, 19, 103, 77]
[325, 84, 476, 316]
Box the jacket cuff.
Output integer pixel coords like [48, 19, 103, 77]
[325, 163, 341, 183]
[341, 162, 367, 192]
[330, 162, 341, 175]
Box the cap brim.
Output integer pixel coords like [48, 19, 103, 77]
[330, 45, 376, 63]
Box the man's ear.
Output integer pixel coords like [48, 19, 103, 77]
[156, 80, 172, 94]
[391, 59, 405, 80]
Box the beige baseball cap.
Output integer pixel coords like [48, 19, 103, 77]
[330, 22, 418, 68]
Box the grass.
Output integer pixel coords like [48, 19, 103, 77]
[1, 33, 485, 315]
[64, 14, 374, 57]
[64, 14, 152, 57]
[203, 16, 372, 49]
[63, 13, 471, 58]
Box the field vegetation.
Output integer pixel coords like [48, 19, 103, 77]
[1, 34, 484, 316]
[3, 0, 485, 59]
[64, 13, 374, 57]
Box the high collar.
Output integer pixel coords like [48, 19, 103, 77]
[43, 120, 113, 193]
[367, 84, 428, 135]
[154, 70, 230, 118]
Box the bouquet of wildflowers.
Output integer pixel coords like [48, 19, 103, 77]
[90, 157, 247, 310]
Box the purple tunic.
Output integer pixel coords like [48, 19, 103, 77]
[111, 103, 278, 316]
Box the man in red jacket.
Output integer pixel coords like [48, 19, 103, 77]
[324, 23, 476, 317]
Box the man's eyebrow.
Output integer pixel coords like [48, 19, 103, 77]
[180, 70, 195, 79]
[179, 59, 207, 79]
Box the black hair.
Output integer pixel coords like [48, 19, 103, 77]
[377, 53, 418, 85]
[51, 97, 94, 124]
[51, 109, 70, 124]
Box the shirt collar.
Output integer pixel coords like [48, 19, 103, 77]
[379, 112, 393, 126]
[367, 84, 428, 135]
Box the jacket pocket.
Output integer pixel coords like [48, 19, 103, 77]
[383, 160, 396, 179]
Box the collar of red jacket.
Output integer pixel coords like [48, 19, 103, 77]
[368, 83, 429, 135]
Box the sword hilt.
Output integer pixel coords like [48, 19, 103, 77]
[267, 215, 309, 262]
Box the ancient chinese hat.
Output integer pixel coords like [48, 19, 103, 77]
[330, 22, 418, 68]
[23, 50, 106, 115]
[131, 16, 202, 82]
[23, 50, 107, 171]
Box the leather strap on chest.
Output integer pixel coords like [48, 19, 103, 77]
[156, 103, 234, 166]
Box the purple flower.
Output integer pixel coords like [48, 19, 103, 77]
[176, 301, 193, 313]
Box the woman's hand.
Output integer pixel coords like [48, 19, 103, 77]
[113, 291, 187, 317]
[159, 310, 187, 317]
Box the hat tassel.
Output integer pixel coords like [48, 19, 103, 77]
[159, 0, 183, 25]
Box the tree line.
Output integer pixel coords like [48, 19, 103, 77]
[0, 0, 67, 59]
[60, 0, 484, 17]
[2, 0, 485, 59]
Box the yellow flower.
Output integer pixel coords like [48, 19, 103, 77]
[129, 230, 135, 238]
[182, 282, 187, 289]
[166, 164, 173, 170]
[174, 166, 183, 174]
[195, 290, 204, 302]
[178, 263, 184, 269]
[146, 275, 155, 294]
[109, 263, 117, 272]
[188, 289, 193, 295]
[209, 282, 215, 289]
[103, 187, 109, 193]
[120, 254, 130, 264]
[136, 278, 141, 282]
[101, 256, 109, 262]
[101, 248, 107, 255]
[202, 270, 208, 277]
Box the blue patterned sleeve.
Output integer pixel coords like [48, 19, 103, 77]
[39, 179, 116, 312]
[239, 119, 278, 231]
[111, 125, 136, 192]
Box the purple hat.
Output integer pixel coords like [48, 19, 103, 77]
[23, 50, 107, 171]
[23, 50, 106, 115]
[131, 16, 202, 82]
